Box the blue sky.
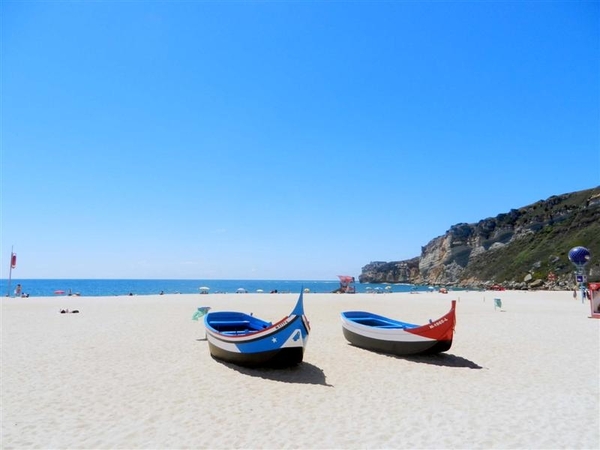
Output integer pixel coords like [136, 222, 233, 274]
[2, 1, 599, 280]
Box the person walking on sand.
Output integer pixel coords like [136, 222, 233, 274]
[14, 284, 22, 298]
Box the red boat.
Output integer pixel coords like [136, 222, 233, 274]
[341, 301, 457, 356]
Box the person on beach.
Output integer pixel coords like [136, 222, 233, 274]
[14, 284, 22, 298]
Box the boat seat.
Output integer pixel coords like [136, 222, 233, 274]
[353, 319, 396, 327]
[209, 320, 251, 326]
[221, 330, 252, 335]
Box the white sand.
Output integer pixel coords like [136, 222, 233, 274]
[2, 290, 598, 449]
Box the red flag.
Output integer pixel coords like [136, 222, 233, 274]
[11, 253, 16, 269]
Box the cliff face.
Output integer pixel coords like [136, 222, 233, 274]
[360, 258, 420, 284]
[359, 187, 600, 289]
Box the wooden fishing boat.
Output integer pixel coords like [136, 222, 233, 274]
[341, 301, 456, 356]
[204, 291, 310, 368]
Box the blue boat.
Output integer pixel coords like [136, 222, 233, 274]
[204, 291, 310, 368]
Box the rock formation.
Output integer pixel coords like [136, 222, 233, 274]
[359, 187, 600, 289]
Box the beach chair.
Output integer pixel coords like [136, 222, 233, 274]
[192, 306, 211, 321]
[494, 298, 503, 310]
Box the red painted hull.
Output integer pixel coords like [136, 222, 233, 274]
[341, 301, 457, 356]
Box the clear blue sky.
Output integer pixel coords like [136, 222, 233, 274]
[2, 1, 599, 280]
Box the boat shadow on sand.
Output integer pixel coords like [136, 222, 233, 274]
[215, 360, 332, 386]
[344, 343, 483, 369]
[348, 347, 482, 369]
[400, 353, 483, 369]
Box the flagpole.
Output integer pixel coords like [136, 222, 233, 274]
[7, 246, 14, 297]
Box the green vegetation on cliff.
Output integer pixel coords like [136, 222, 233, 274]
[360, 186, 600, 288]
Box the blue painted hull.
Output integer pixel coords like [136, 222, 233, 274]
[204, 292, 310, 368]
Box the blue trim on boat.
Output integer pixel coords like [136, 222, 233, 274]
[204, 290, 309, 368]
[342, 311, 419, 329]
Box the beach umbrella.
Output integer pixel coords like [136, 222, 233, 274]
[199, 287, 210, 294]
[256, 289, 264, 293]
[236, 288, 247, 293]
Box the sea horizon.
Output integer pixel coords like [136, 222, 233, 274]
[1, 278, 428, 298]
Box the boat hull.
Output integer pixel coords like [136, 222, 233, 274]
[204, 292, 310, 368]
[341, 301, 456, 356]
[207, 344, 305, 368]
[341, 327, 452, 356]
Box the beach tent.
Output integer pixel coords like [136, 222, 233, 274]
[589, 283, 600, 319]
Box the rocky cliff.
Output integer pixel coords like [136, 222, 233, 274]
[359, 186, 600, 289]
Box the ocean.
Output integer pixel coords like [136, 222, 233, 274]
[1, 279, 432, 298]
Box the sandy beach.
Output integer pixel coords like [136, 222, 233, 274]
[1, 290, 598, 449]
